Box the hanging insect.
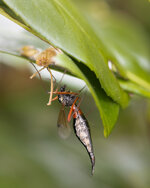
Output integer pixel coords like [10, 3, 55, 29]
[51, 85, 95, 175]
[20, 45, 62, 105]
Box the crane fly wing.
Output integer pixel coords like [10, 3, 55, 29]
[57, 105, 71, 139]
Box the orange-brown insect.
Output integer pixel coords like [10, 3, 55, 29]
[21, 45, 62, 105]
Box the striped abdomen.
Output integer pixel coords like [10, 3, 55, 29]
[73, 109, 95, 175]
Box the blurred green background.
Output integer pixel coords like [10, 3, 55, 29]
[0, 0, 150, 188]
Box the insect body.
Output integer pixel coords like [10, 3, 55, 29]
[58, 85, 77, 107]
[53, 85, 95, 175]
[72, 105, 95, 175]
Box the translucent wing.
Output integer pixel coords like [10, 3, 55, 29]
[57, 105, 71, 139]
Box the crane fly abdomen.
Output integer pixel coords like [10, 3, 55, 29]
[73, 109, 95, 175]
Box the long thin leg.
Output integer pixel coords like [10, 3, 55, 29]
[52, 74, 57, 90]
[47, 68, 54, 106]
[51, 96, 58, 101]
[56, 70, 66, 91]
[76, 97, 82, 109]
[49, 91, 79, 95]
[29, 62, 48, 91]
[29, 61, 42, 80]
[30, 66, 47, 79]
[50, 86, 85, 96]
[67, 97, 79, 122]
[78, 85, 86, 93]
[68, 97, 82, 121]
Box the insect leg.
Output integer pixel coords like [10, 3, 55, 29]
[30, 65, 47, 79]
[29, 61, 42, 80]
[48, 91, 79, 95]
[51, 96, 58, 101]
[78, 85, 87, 93]
[47, 68, 54, 106]
[55, 70, 67, 91]
[67, 97, 79, 122]
[68, 97, 82, 121]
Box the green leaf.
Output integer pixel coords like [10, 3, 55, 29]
[0, 7, 49, 43]
[86, 11, 150, 91]
[0, 0, 129, 107]
[119, 80, 150, 98]
[0, 1, 24, 24]
[0, 50, 119, 137]
[0, 17, 120, 137]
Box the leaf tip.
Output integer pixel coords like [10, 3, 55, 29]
[104, 129, 109, 138]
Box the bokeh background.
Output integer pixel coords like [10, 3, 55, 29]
[0, 0, 150, 188]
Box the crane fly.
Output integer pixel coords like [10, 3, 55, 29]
[51, 85, 95, 175]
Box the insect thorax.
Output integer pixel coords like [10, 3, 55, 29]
[58, 94, 76, 107]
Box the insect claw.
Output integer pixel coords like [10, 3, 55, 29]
[29, 75, 34, 79]
[47, 101, 51, 106]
